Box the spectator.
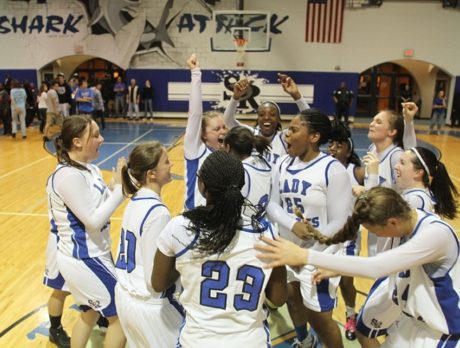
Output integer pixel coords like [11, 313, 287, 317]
[113, 76, 126, 117]
[10, 79, 27, 139]
[142, 79, 154, 120]
[429, 90, 447, 135]
[93, 82, 105, 129]
[0, 82, 11, 135]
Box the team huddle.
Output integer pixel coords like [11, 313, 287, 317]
[43, 54, 460, 348]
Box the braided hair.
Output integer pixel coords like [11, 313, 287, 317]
[298, 108, 332, 146]
[301, 187, 412, 245]
[183, 151, 245, 255]
[121, 141, 164, 196]
[54, 115, 93, 172]
[409, 147, 458, 219]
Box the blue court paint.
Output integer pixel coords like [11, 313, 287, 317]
[43, 122, 185, 171]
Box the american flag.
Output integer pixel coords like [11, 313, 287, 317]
[306, 0, 345, 43]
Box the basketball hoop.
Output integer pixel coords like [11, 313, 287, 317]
[233, 37, 248, 68]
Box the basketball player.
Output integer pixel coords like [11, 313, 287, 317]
[114, 141, 183, 347]
[267, 109, 352, 348]
[47, 115, 126, 348]
[355, 147, 459, 347]
[183, 54, 227, 210]
[257, 187, 460, 348]
[152, 151, 287, 347]
[223, 74, 309, 166]
[328, 122, 364, 341]
[223, 125, 272, 215]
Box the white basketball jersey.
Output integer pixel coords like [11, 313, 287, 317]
[254, 127, 287, 165]
[389, 210, 460, 336]
[366, 144, 403, 255]
[241, 155, 272, 216]
[115, 188, 171, 299]
[184, 143, 212, 210]
[47, 163, 111, 259]
[402, 188, 436, 213]
[276, 153, 348, 253]
[157, 215, 276, 347]
[346, 163, 361, 187]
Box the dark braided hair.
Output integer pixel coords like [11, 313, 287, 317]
[301, 187, 412, 245]
[121, 141, 164, 196]
[298, 108, 332, 146]
[183, 151, 245, 255]
[224, 126, 271, 159]
[409, 147, 458, 219]
[54, 115, 93, 172]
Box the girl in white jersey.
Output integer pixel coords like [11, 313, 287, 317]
[114, 141, 183, 347]
[152, 151, 287, 347]
[224, 74, 309, 166]
[223, 126, 272, 215]
[355, 147, 459, 347]
[328, 122, 365, 341]
[257, 187, 460, 348]
[184, 54, 227, 210]
[267, 109, 352, 348]
[48, 115, 126, 348]
[353, 102, 417, 256]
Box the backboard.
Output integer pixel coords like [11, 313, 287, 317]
[210, 11, 271, 52]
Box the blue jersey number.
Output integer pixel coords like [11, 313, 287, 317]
[115, 228, 137, 273]
[200, 261, 265, 311]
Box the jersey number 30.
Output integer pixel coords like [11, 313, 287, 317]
[200, 261, 265, 311]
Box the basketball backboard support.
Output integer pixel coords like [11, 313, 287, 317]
[210, 11, 271, 52]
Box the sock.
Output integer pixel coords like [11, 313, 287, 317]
[49, 315, 62, 329]
[346, 305, 356, 318]
[295, 324, 308, 342]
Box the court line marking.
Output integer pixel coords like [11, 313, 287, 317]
[95, 129, 154, 166]
[0, 304, 47, 338]
[0, 156, 52, 181]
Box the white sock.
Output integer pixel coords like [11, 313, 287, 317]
[346, 305, 356, 318]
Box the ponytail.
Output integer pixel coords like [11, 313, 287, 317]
[431, 161, 458, 219]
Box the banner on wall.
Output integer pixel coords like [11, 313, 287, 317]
[305, 0, 345, 43]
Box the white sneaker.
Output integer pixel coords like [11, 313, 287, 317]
[291, 333, 318, 348]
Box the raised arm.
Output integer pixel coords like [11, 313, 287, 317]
[278, 73, 310, 111]
[223, 79, 251, 130]
[184, 54, 204, 159]
[402, 102, 417, 149]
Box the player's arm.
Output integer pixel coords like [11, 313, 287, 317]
[321, 163, 352, 237]
[56, 162, 125, 231]
[141, 210, 171, 289]
[278, 73, 310, 111]
[152, 219, 180, 292]
[257, 222, 450, 279]
[184, 54, 204, 159]
[265, 266, 287, 307]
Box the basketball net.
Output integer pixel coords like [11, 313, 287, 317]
[234, 37, 248, 69]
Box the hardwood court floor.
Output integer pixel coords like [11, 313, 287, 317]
[0, 118, 459, 347]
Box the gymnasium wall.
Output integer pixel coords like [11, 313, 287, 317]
[0, 0, 458, 116]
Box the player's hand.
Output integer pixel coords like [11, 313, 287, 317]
[362, 152, 379, 175]
[401, 102, 418, 123]
[233, 79, 250, 100]
[312, 268, 339, 284]
[255, 236, 309, 268]
[187, 54, 198, 70]
[291, 207, 316, 240]
[278, 73, 301, 100]
[352, 185, 366, 197]
[112, 156, 126, 188]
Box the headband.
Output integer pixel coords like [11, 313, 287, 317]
[258, 101, 281, 117]
[410, 148, 431, 177]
